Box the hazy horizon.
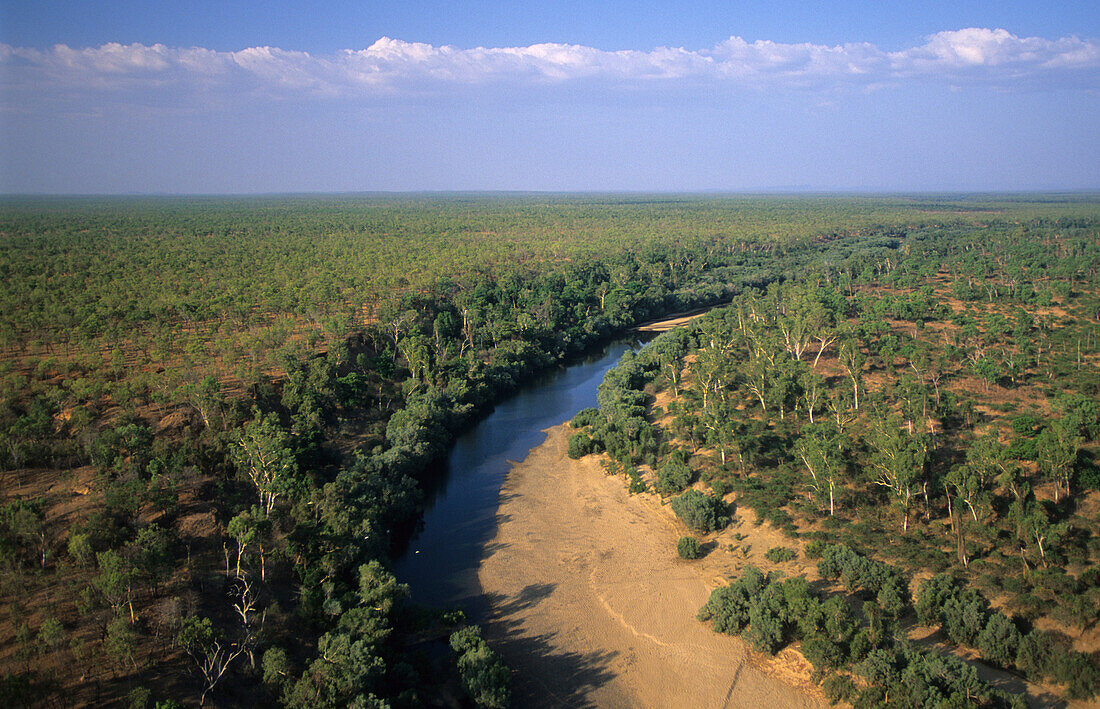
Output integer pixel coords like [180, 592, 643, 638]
[2, 1, 1098, 194]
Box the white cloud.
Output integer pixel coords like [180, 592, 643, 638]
[1, 28, 1096, 101]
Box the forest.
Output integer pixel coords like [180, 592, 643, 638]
[568, 201, 1100, 706]
[0, 193, 1097, 707]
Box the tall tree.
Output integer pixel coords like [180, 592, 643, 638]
[234, 410, 301, 514]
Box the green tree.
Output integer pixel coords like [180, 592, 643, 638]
[976, 613, 1021, 668]
[104, 615, 138, 672]
[794, 424, 845, 516]
[1035, 420, 1081, 503]
[234, 410, 301, 514]
[866, 415, 929, 533]
[177, 617, 244, 706]
[95, 549, 137, 623]
[449, 627, 510, 709]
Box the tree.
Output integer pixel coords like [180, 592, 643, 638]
[95, 549, 137, 623]
[177, 617, 244, 706]
[1011, 499, 1066, 568]
[657, 458, 694, 496]
[800, 371, 825, 423]
[976, 613, 1021, 668]
[227, 508, 269, 580]
[104, 615, 138, 672]
[450, 626, 510, 709]
[1035, 420, 1080, 503]
[129, 523, 172, 594]
[867, 416, 929, 532]
[234, 410, 300, 514]
[794, 424, 845, 515]
[838, 339, 865, 411]
[1, 499, 48, 568]
[971, 357, 1002, 391]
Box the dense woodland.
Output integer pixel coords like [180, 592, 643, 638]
[0, 194, 1097, 707]
[569, 204, 1100, 706]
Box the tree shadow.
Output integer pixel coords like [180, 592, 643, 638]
[699, 540, 720, 558]
[481, 586, 619, 707]
[479, 540, 512, 561]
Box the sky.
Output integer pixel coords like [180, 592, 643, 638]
[1, 1, 1098, 193]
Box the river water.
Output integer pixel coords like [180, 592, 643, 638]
[393, 334, 651, 613]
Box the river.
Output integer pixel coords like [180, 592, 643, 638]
[393, 334, 652, 613]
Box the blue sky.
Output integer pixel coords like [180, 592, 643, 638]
[1, 1, 1098, 193]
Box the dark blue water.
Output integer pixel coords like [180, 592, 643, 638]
[393, 335, 650, 612]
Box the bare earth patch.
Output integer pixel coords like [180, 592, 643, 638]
[477, 425, 828, 708]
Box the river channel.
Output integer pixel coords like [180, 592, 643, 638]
[393, 334, 652, 614]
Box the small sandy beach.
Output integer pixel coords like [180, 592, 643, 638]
[476, 424, 828, 708]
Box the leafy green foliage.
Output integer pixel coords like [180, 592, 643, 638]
[449, 626, 510, 709]
[657, 458, 694, 496]
[677, 536, 702, 559]
[670, 489, 730, 533]
[764, 546, 796, 563]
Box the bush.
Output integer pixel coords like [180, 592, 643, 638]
[745, 586, 786, 654]
[805, 539, 826, 559]
[818, 544, 909, 614]
[677, 537, 702, 559]
[976, 613, 1021, 668]
[567, 433, 594, 459]
[915, 573, 961, 626]
[803, 635, 846, 671]
[670, 489, 730, 533]
[696, 566, 767, 635]
[765, 546, 796, 563]
[821, 673, 857, 704]
[570, 407, 602, 428]
[657, 459, 694, 496]
[626, 468, 648, 494]
[1016, 629, 1058, 681]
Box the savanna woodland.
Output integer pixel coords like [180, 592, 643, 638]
[0, 194, 1097, 708]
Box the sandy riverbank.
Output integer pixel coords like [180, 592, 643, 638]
[476, 424, 828, 708]
[636, 308, 714, 332]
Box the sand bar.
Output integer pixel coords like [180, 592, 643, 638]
[477, 424, 827, 708]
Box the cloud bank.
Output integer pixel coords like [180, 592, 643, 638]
[2, 28, 1097, 100]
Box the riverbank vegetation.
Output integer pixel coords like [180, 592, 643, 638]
[1, 193, 1097, 706]
[571, 201, 1100, 704]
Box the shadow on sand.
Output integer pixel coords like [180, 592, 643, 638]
[482, 583, 620, 708]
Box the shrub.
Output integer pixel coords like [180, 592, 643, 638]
[821, 673, 857, 704]
[940, 590, 989, 646]
[657, 459, 694, 496]
[570, 407, 602, 428]
[805, 539, 826, 559]
[677, 537, 702, 559]
[670, 489, 730, 533]
[696, 566, 767, 635]
[566, 433, 594, 459]
[803, 635, 846, 671]
[745, 585, 786, 654]
[765, 546, 796, 563]
[1016, 630, 1058, 681]
[915, 573, 962, 626]
[976, 613, 1021, 668]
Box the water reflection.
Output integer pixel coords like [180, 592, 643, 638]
[393, 336, 650, 612]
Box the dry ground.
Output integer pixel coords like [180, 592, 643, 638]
[477, 424, 829, 709]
